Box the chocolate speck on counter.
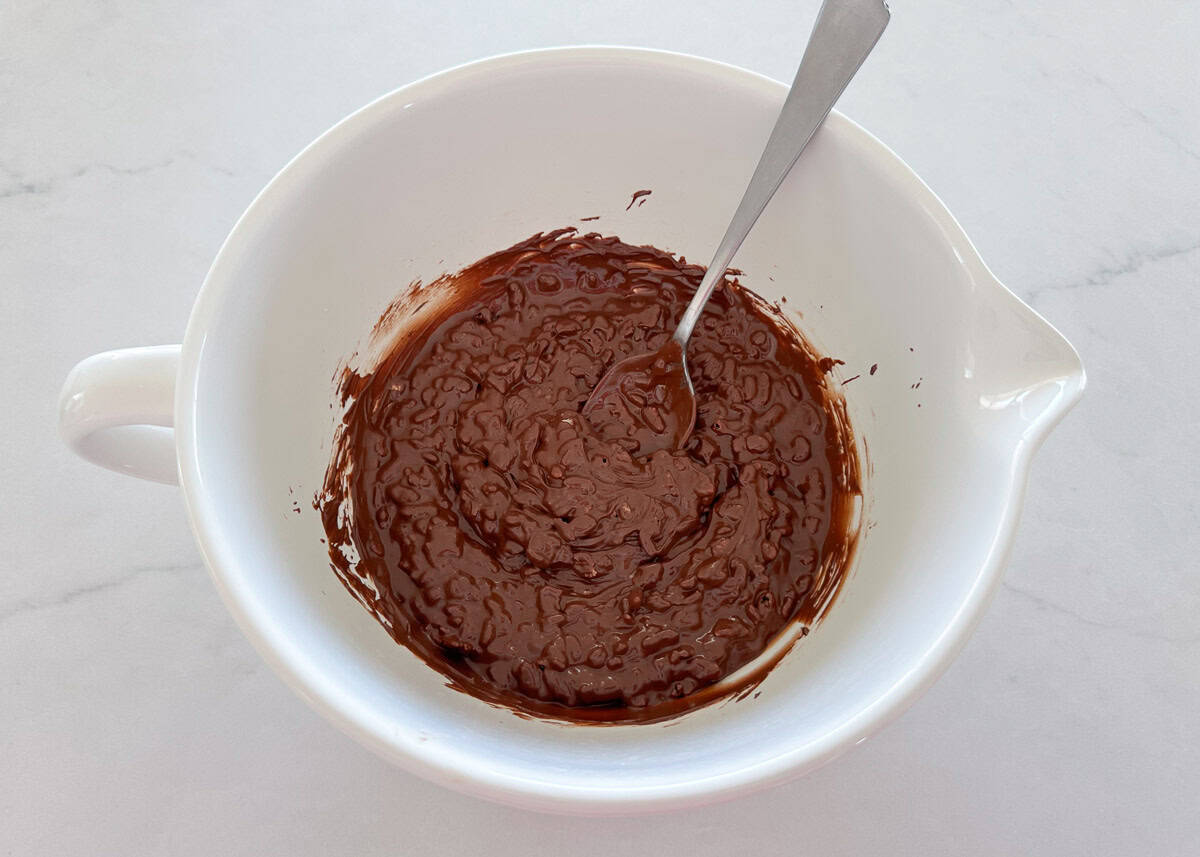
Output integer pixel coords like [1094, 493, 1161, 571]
[320, 230, 859, 723]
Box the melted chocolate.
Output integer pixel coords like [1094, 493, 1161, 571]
[321, 230, 859, 722]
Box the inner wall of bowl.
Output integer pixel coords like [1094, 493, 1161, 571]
[192, 51, 1014, 792]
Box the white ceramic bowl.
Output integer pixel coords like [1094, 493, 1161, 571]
[58, 47, 1084, 814]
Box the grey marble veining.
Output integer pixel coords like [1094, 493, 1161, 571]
[3, 0, 1197, 854]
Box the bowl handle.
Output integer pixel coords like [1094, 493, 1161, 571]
[58, 345, 181, 485]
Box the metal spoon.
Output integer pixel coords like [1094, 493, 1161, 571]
[582, 0, 890, 455]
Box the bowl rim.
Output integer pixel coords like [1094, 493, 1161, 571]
[176, 45, 1085, 814]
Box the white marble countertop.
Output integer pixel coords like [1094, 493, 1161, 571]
[4, 0, 1198, 853]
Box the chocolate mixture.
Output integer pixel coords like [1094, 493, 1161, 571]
[321, 230, 858, 722]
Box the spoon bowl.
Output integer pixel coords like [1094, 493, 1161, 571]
[581, 340, 695, 455]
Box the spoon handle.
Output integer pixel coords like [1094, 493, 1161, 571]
[672, 0, 890, 347]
